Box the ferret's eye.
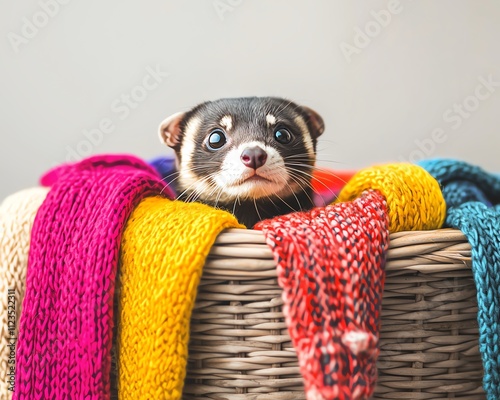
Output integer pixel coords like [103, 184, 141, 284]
[274, 128, 292, 144]
[207, 129, 227, 150]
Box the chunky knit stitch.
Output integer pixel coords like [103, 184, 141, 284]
[336, 163, 446, 233]
[256, 190, 390, 400]
[420, 158, 500, 400]
[14, 155, 174, 400]
[0, 188, 48, 400]
[117, 196, 242, 399]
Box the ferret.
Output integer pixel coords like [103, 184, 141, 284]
[158, 97, 324, 227]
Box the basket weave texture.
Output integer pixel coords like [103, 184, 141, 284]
[183, 228, 485, 400]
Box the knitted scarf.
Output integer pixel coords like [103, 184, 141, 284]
[117, 197, 242, 398]
[420, 159, 500, 400]
[13, 155, 170, 399]
[256, 163, 447, 399]
[0, 188, 49, 400]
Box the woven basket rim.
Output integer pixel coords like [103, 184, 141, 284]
[210, 228, 471, 274]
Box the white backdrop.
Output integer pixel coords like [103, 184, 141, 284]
[1, 0, 499, 200]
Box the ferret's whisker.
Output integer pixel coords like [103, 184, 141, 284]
[273, 165, 307, 210]
[314, 160, 345, 166]
[268, 166, 305, 211]
[286, 180, 304, 211]
[285, 153, 342, 165]
[177, 175, 213, 202]
[316, 159, 351, 167]
[253, 197, 262, 224]
[191, 178, 219, 203]
[178, 181, 201, 202]
[286, 173, 315, 208]
[286, 167, 337, 200]
[288, 174, 333, 198]
[287, 171, 315, 191]
[264, 194, 279, 209]
[275, 100, 294, 115]
[214, 186, 227, 209]
[198, 173, 228, 206]
[286, 163, 351, 187]
[160, 184, 172, 196]
[161, 165, 219, 188]
[265, 171, 301, 213]
[232, 195, 240, 216]
[315, 139, 340, 144]
[274, 192, 299, 214]
[287, 173, 317, 203]
[161, 171, 180, 183]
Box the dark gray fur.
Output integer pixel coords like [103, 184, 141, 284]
[170, 97, 323, 227]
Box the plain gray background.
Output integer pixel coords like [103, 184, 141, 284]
[1, 0, 499, 201]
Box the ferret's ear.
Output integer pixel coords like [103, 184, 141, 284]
[301, 106, 325, 139]
[159, 112, 185, 148]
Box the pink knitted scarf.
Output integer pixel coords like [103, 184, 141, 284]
[14, 155, 173, 399]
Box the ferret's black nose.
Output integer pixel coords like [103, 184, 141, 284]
[240, 147, 268, 169]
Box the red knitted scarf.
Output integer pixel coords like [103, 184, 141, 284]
[256, 190, 389, 400]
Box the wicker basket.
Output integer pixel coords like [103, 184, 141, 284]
[183, 228, 486, 400]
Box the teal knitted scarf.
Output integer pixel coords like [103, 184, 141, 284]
[420, 159, 500, 400]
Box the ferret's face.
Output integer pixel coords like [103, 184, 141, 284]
[159, 97, 324, 204]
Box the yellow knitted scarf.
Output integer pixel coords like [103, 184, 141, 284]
[337, 163, 446, 232]
[116, 196, 243, 399]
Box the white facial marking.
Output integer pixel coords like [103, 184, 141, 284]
[212, 141, 291, 201]
[294, 115, 315, 160]
[219, 115, 233, 131]
[266, 114, 276, 126]
[178, 116, 213, 197]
